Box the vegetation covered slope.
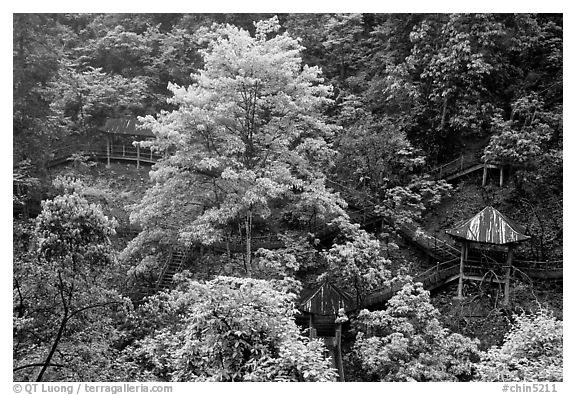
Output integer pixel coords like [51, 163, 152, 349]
[13, 13, 562, 382]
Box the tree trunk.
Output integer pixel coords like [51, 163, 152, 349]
[36, 312, 68, 381]
[37, 271, 68, 382]
[244, 208, 253, 277]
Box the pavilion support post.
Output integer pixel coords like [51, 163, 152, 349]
[499, 166, 504, 187]
[482, 165, 488, 186]
[456, 242, 467, 299]
[308, 314, 316, 340]
[106, 135, 111, 168]
[136, 144, 140, 169]
[335, 322, 344, 382]
[503, 249, 513, 306]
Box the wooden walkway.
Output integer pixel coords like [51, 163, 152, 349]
[44, 145, 561, 301]
[48, 143, 162, 168]
[425, 152, 504, 186]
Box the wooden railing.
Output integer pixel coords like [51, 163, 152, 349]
[364, 258, 461, 308]
[325, 178, 459, 261]
[425, 153, 482, 180]
[48, 143, 162, 168]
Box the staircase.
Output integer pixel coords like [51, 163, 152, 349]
[394, 219, 459, 262]
[425, 153, 483, 181]
[325, 179, 459, 262]
[156, 245, 192, 291]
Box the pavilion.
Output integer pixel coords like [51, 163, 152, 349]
[445, 206, 530, 306]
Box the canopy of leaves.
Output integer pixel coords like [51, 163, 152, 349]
[129, 17, 348, 276]
[127, 276, 337, 381]
[475, 309, 562, 381]
[353, 281, 480, 381]
[14, 183, 126, 381]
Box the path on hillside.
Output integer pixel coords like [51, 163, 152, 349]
[39, 143, 562, 301]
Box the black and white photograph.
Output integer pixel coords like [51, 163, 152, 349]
[12, 9, 565, 388]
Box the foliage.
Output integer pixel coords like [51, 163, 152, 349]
[126, 276, 337, 381]
[377, 177, 452, 227]
[12, 13, 563, 383]
[13, 188, 126, 381]
[353, 281, 480, 381]
[475, 309, 562, 381]
[321, 219, 392, 306]
[254, 232, 322, 278]
[482, 93, 560, 166]
[332, 95, 427, 192]
[132, 16, 346, 276]
[47, 61, 149, 128]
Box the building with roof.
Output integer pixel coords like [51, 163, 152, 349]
[297, 281, 353, 381]
[445, 206, 530, 305]
[97, 117, 158, 168]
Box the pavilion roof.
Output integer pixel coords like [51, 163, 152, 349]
[100, 118, 154, 137]
[299, 281, 354, 316]
[446, 206, 530, 245]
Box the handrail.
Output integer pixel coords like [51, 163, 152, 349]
[425, 153, 480, 179]
[326, 178, 460, 260]
[515, 259, 563, 268]
[48, 143, 162, 167]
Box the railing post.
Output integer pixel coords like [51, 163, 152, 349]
[122, 145, 125, 157]
[503, 249, 513, 306]
[136, 144, 140, 169]
[106, 136, 111, 168]
[456, 242, 467, 300]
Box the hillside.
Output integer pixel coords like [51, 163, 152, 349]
[13, 13, 562, 384]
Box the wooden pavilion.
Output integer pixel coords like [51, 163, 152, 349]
[445, 206, 530, 306]
[98, 118, 155, 168]
[297, 281, 354, 381]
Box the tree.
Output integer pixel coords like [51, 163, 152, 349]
[321, 219, 392, 306]
[130, 16, 346, 277]
[475, 309, 562, 381]
[126, 276, 337, 381]
[13, 178, 126, 381]
[332, 95, 427, 192]
[352, 281, 480, 381]
[13, 14, 69, 167]
[47, 61, 149, 129]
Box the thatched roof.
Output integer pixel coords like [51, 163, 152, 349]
[446, 206, 530, 245]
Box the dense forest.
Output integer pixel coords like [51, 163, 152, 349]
[13, 13, 563, 383]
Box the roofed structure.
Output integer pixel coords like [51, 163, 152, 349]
[100, 118, 154, 137]
[446, 206, 530, 245]
[445, 206, 531, 305]
[299, 281, 354, 316]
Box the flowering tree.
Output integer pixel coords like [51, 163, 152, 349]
[127, 276, 337, 381]
[13, 180, 125, 381]
[130, 16, 346, 276]
[475, 309, 563, 381]
[321, 219, 392, 306]
[353, 281, 479, 381]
